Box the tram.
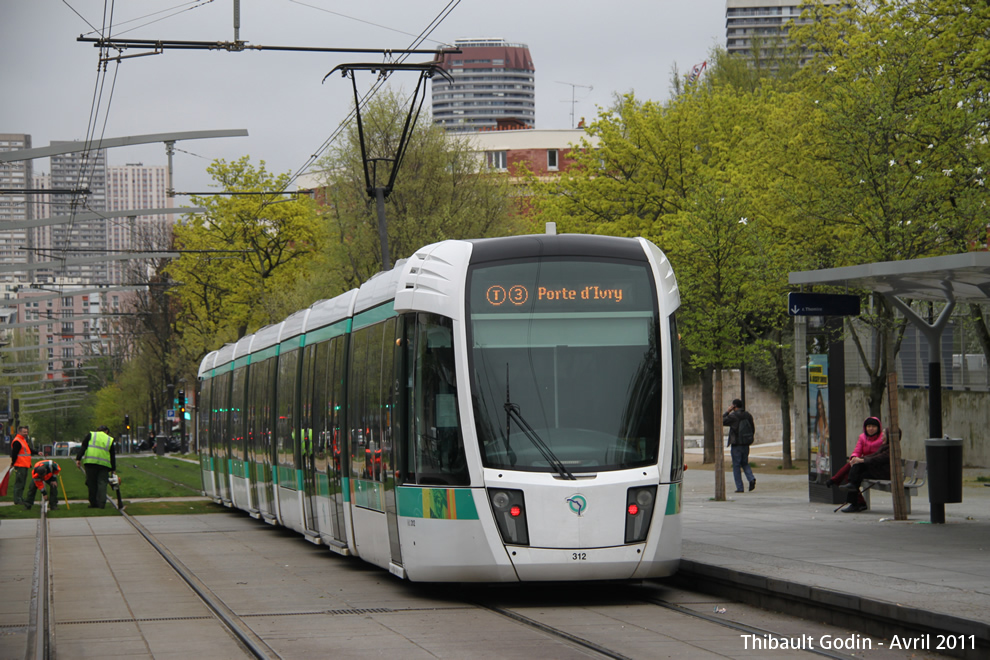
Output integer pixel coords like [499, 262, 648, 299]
[197, 230, 684, 581]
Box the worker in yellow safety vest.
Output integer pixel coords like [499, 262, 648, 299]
[9, 426, 34, 506]
[76, 425, 117, 508]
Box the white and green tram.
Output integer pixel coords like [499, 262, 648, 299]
[197, 231, 684, 581]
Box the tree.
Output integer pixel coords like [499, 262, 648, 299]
[167, 157, 327, 358]
[529, 93, 702, 239]
[316, 88, 522, 288]
[791, 0, 990, 414]
[532, 84, 774, 498]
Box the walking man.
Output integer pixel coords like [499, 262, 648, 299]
[9, 426, 34, 506]
[24, 459, 61, 510]
[723, 398, 757, 494]
[76, 425, 116, 508]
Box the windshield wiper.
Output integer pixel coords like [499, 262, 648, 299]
[504, 402, 576, 480]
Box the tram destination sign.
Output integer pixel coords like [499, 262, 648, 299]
[787, 292, 860, 317]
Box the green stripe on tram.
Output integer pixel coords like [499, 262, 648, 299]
[252, 345, 279, 362]
[396, 487, 480, 520]
[352, 302, 396, 330]
[304, 319, 350, 346]
[665, 482, 681, 515]
[276, 465, 297, 489]
[279, 336, 303, 354]
[213, 360, 233, 376]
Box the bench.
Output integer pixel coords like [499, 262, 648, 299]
[861, 459, 927, 514]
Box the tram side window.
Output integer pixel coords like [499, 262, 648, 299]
[349, 327, 371, 479]
[199, 379, 212, 452]
[328, 338, 346, 479]
[307, 342, 329, 479]
[669, 314, 684, 483]
[213, 371, 231, 459]
[276, 350, 300, 477]
[247, 358, 275, 475]
[230, 368, 247, 467]
[406, 313, 469, 485]
[300, 345, 316, 467]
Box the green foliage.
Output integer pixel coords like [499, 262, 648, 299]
[24, 409, 92, 447]
[167, 157, 328, 356]
[316, 88, 523, 288]
[529, 93, 702, 238]
[0, 457, 208, 518]
[792, 0, 989, 263]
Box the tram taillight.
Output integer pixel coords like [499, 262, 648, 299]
[625, 486, 658, 543]
[487, 488, 529, 546]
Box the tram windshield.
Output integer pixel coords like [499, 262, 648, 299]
[467, 258, 662, 473]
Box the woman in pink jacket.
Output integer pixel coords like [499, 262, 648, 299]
[826, 416, 888, 512]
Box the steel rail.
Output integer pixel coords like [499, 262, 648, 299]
[26, 502, 54, 660]
[111, 502, 280, 659]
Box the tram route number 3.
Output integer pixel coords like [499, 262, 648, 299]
[572, 552, 587, 561]
[486, 285, 626, 307]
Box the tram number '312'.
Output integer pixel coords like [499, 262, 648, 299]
[572, 552, 587, 561]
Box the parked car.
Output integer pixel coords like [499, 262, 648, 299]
[53, 441, 82, 457]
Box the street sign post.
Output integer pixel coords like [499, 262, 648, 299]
[787, 292, 860, 316]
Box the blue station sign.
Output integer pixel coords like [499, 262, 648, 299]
[787, 292, 860, 316]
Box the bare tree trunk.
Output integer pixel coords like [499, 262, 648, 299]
[772, 335, 793, 469]
[968, 303, 990, 362]
[714, 368, 726, 501]
[702, 368, 714, 464]
[884, 323, 908, 520]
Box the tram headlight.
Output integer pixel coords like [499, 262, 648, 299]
[491, 491, 511, 510]
[625, 485, 658, 544]
[487, 488, 530, 546]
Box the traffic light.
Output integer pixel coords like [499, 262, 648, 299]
[125, 414, 131, 432]
[178, 390, 186, 414]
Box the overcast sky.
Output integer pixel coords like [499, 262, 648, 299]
[2, 0, 727, 195]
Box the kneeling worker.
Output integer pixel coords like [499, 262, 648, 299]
[24, 459, 61, 510]
[76, 425, 117, 508]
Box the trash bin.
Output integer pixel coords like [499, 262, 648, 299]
[925, 437, 963, 504]
[925, 437, 962, 524]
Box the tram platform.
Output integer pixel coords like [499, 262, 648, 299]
[679, 442, 990, 652]
[0, 449, 988, 657]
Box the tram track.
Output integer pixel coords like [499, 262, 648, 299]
[637, 589, 860, 660]
[25, 506, 951, 660]
[26, 501, 54, 660]
[108, 500, 282, 660]
[471, 581, 905, 660]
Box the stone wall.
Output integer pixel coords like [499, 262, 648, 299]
[683, 370, 990, 467]
[683, 370, 787, 445]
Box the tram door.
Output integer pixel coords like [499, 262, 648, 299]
[250, 358, 277, 521]
[326, 337, 348, 545]
[305, 337, 349, 546]
[212, 370, 232, 504]
[198, 379, 216, 499]
[346, 315, 403, 571]
[300, 345, 318, 538]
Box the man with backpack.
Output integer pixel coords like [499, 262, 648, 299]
[723, 398, 757, 494]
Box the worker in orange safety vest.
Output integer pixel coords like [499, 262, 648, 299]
[24, 459, 61, 510]
[9, 426, 34, 506]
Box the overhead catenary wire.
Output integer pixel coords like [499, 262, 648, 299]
[9, 0, 464, 391]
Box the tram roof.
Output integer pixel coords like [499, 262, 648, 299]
[789, 252, 990, 303]
[306, 289, 357, 332]
[198, 351, 217, 378]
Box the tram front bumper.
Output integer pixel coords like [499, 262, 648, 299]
[506, 544, 649, 581]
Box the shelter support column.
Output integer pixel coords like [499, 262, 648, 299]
[886, 295, 956, 523]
